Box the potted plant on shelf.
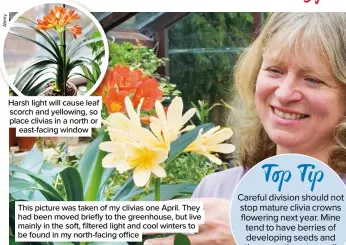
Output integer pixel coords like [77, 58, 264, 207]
[9, 5, 103, 96]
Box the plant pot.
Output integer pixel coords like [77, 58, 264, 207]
[9, 128, 17, 149]
[18, 137, 36, 151]
[43, 81, 78, 96]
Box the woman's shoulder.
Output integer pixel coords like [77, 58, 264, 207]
[191, 166, 247, 201]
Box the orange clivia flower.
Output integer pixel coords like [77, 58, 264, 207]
[94, 68, 117, 101]
[104, 89, 130, 114]
[68, 25, 82, 39]
[96, 65, 163, 114]
[64, 9, 80, 25]
[36, 6, 81, 37]
[132, 77, 163, 111]
[113, 65, 142, 92]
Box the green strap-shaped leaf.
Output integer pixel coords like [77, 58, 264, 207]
[68, 37, 103, 58]
[11, 20, 62, 62]
[97, 168, 115, 201]
[94, 48, 105, 62]
[79, 64, 97, 87]
[68, 57, 101, 76]
[174, 233, 191, 245]
[9, 165, 64, 201]
[14, 56, 56, 79]
[10, 191, 30, 202]
[166, 123, 214, 164]
[78, 132, 110, 201]
[14, 57, 56, 85]
[117, 185, 150, 201]
[139, 182, 197, 201]
[20, 70, 56, 94]
[12, 147, 44, 200]
[59, 167, 84, 201]
[16, 147, 44, 173]
[9, 177, 60, 201]
[69, 72, 95, 84]
[9, 30, 60, 61]
[40, 162, 67, 183]
[9, 200, 20, 220]
[9, 235, 27, 245]
[13, 62, 56, 95]
[10, 177, 43, 193]
[9, 218, 16, 237]
[112, 177, 139, 201]
[9, 199, 27, 236]
[28, 78, 53, 96]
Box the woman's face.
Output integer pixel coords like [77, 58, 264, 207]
[255, 48, 346, 155]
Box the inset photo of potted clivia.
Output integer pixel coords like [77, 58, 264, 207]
[0, 1, 109, 96]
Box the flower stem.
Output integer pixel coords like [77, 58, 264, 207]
[155, 178, 161, 201]
[62, 23, 66, 95]
[58, 32, 64, 58]
[57, 32, 66, 93]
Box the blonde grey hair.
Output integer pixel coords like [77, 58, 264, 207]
[230, 12, 346, 174]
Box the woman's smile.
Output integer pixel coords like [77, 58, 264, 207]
[269, 105, 309, 128]
[271, 106, 309, 120]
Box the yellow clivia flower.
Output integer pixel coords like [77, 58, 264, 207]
[99, 129, 168, 186]
[103, 96, 143, 143]
[184, 126, 235, 165]
[100, 96, 169, 186]
[150, 97, 196, 149]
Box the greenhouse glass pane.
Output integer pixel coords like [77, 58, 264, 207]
[136, 12, 164, 29]
[95, 12, 164, 31]
[167, 12, 257, 125]
[116, 13, 164, 29]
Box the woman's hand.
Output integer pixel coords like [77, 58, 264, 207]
[144, 198, 236, 245]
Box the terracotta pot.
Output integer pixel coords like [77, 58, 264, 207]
[18, 137, 36, 151]
[9, 128, 17, 149]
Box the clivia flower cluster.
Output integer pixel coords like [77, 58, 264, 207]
[95, 65, 163, 115]
[99, 96, 236, 187]
[35, 6, 82, 39]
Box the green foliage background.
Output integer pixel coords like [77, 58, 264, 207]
[168, 13, 255, 125]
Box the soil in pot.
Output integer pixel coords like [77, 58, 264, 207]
[43, 82, 77, 96]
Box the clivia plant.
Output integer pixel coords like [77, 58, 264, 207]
[9, 5, 103, 96]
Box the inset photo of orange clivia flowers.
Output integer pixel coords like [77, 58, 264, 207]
[1, 2, 109, 96]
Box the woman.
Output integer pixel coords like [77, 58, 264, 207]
[144, 12, 346, 245]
